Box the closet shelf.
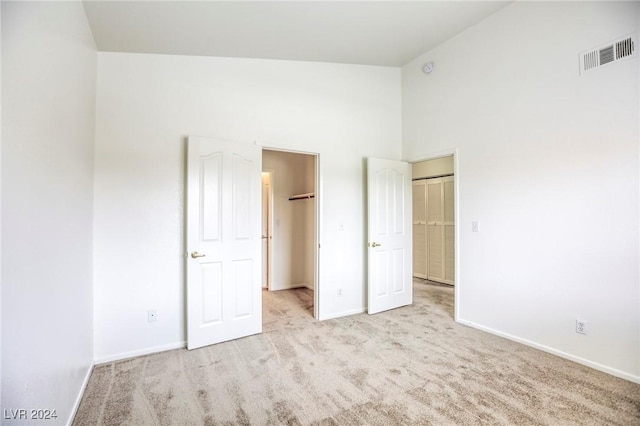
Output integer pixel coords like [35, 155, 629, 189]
[288, 192, 315, 201]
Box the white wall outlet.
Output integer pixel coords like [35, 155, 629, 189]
[148, 309, 158, 322]
[576, 319, 587, 335]
[337, 288, 342, 297]
[472, 221, 479, 232]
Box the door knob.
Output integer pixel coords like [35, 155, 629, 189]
[190, 251, 206, 259]
[262, 235, 268, 239]
[370, 242, 381, 247]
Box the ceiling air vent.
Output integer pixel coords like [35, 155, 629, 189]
[580, 33, 637, 75]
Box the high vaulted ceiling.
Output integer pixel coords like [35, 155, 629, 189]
[82, 1, 511, 67]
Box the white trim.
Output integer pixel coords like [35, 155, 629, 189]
[406, 149, 457, 164]
[66, 362, 94, 426]
[270, 283, 309, 291]
[94, 341, 186, 365]
[452, 150, 460, 322]
[318, 307, 365, 321]
[314, 153, 321, 321]
[457, 319, 640, 384]
[262, 169, 274, 291]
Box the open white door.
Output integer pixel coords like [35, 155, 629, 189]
[367, 158, 412, 314]
[186, 136, 262, 350]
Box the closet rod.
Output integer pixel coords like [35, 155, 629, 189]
[412, 173, 454, 181]
[288, 193, 315, 201]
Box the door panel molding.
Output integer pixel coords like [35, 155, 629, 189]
[187, 136, 262, 350]
[367, 157, 412, 315]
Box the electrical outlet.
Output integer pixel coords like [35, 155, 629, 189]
[576, 319, 587, 335]
[148, 309, 158, 323]
[472, 221, 479, 232]
[337, 288, 342, 297]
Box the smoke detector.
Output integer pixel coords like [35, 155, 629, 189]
[422, 62, 434, 74]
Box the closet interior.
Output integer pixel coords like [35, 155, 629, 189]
[262, 150, 317, 316]
[413, 156, 455, 285]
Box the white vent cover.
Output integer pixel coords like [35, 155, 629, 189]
[580, 33, 637, 75]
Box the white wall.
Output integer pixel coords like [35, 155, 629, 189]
[93, 52, 401, 360]
[263, 150, 316, 291]
[403, 1, 640, 381]
[1, 2, 96, 424]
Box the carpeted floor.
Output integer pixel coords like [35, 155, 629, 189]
[74, 280, 640, 425]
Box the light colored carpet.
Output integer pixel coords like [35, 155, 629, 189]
[74, 281, 640, 425]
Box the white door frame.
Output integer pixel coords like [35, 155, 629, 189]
[262, 147, 321, 320]
[262, 170, 274, 291]
[409, 149, 460, 322]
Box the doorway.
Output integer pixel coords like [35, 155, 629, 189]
[262, 149, 318, 320]
[411, 154, 458, 318]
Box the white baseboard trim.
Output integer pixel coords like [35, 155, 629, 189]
[94, 341, 186, 365]
[271, 283, 311, 291]
[457, 318, 640, 384]
[66, 362, 94, 426]
[318, 307, 365, 321]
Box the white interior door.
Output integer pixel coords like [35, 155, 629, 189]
[186, 136, 262, 350]
[367, 157, 412, 314]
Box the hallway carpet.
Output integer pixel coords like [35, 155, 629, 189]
[74, 281, 640, 425]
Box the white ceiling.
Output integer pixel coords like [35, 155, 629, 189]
[82, 1, 511, 67]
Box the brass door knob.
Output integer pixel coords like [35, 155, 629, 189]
[370, 242, 381, 247]
[191, 251, 206, 259]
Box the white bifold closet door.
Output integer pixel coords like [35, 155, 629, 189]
[413, 176, 454, 285]
[443, 178, 455, 283]
[412, 181, 427, 279]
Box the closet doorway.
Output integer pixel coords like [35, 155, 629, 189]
[412, 156, 455, 286]
[262, 149, 318, 320]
